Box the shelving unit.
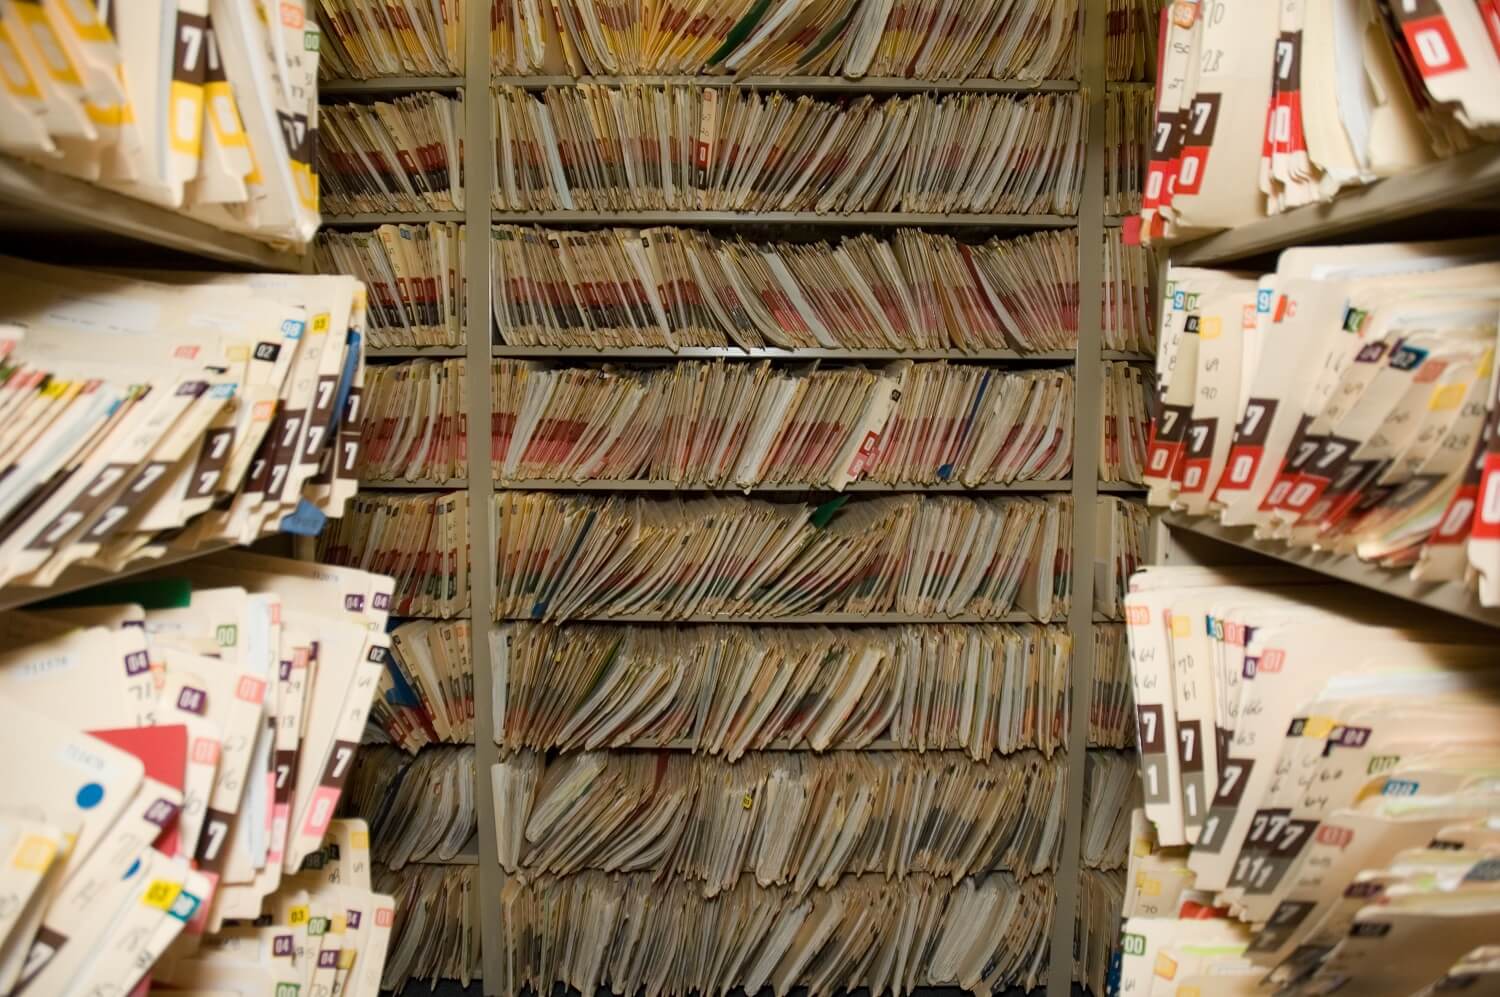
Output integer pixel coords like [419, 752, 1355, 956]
[0, 156, 304, 270]
[321, 7, 1130, 993]
[0, 542, 236, 614]
[1171, 142, 1500, 267]
[1155, 144, 1500, 628]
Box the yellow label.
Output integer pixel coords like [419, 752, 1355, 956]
[741, 793, 753, 810]
[41, 380, 70, 398]
[227, 345, 251, 363]
[1429, 383, 1467, 412]
[1136, 874, 1161, 898]
[1133, 838, 1153, 858]
[1198, 316, 1223, 341]
[1154, 953, 1178, 980]
[1170, 615, 1191, 638]
[0, 26, 42, 99]
[168, 80, 205, 158]
[311, 313, 331, 335]
[1178, 987, 1201, 997]
[331, 914, 346, 933]
[142, 880, 182, 911]
[289, 905, 310, 926]
[12, 835, 55, 872]
[338, 951, 357, 970]
[1303, 716, 1336, 739]
[350, 830, 369, 850]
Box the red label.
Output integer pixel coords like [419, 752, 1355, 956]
[1482, 0, 1500, 59]
[1432, 482, 1479, 544]
[1125, 604, 1150, 626]
[1216, 444, 1264, 496]
[1316, 824, 1354, 849]
[1259, 649, 1286, 674]
[1403, 15, 1469, 77]
[1472, 454, 1500, 540]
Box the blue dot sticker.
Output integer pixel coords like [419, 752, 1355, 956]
[75, 783, 104, 810]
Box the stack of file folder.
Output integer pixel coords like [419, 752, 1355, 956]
[361, 359, 468, 484]
[493, 85, 1085, 215]
[493, 492, 1073, 622]
[491, 750, 1064, 887]
[319, 94, 466, 215]
[489, 0, 1081, 79]
[1146, 239, 1500, 605]
[1096, 497, 1150, 618]
[493, 622, 1072, 759]
[495, 870, 1055, 997]
[0, 0, 320, 243]
[1141, 1, 1500, 242]
[491, 224, 1103, 352]
[1103, 229, 1159, 354]
[1119, 566, 1500, 996]
[0, 553, 397, 995]
[319, 491, 471, 619]
[1100, 361, 1150, 483]
[374, 865, 481, 994]
[371, 619, 475, 751]
[341, 745, 477, 869]
[1106, 84, 1152, 217]
[1105, 0, 1167, 82]
[1082, 751, 1138, 871]
[1076, 869, 1128, 995]
[492, 359, 1074, 487]
[0, 258, 364, 596]
[317, 224, 466, 349]
[318, 0, 466, 79]
[1090, 624, 1136, 749]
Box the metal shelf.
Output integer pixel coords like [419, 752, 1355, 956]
[498, 738, 1061, 754]
[492, 74, 1078, 94]
[0, 156, 303, 271]
[323, 210, 466, 226]
[368, 346, 467, 359]
[1172, 142, 1500, 266]
[495, 479, 1077, 493]
[321, 76, 465, 93]
[0, 542, 235, 614]
[495, 612, 1049, 625]
[391, 611, 473, 621]
[1161, 512, 1500, 629]
[490, 210, 1075, 228]
[359, 479, 469, 490]
[490, 345, 1152, 363]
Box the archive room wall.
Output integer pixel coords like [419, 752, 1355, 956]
[313, 1, 1167, 994]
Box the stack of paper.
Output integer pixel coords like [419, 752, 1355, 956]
[1106, 85, 1152, 217]
[370, 619, 474, 751]
[1096, 496, 1150, 618]
[317, 0, 466, 79]
[1082, 751, 1138, 870]
[1075, 869, 1127, 995]
[1101, 361, 1150, 483]
[341, 745, 476, 869]
[0, 553, 397, 994]
[319, 94, 466, 215]
[493, 85, 1085, 215]
[491, 0, 1080, 80]
[492, 359, 1073, 488]
[361, 360, 467, 484]
[1103, 229, 1158, 354]
[1140, 1, 1500, 243]
[319, 491, 470, 619]
[1118, 566, 1500, 995]
[316, 224, 465, 349]
[493, 493, 1072, 622]
[493, 622, 1071, 759]
[1143, 240, 1500, 604]
[0, 0, 320, 244]
[492, 750, 1064, 887]
[374, 865, 480, 994]
[1090, 624, 1136, 749]
[0, 258, 365, 596]
[492, 225, 1099, 353]
[496, 871, 1055, 997]
[1105, 0, 1166, 82]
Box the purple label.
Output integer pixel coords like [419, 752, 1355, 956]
[273, 934, 294, 957]
[124, 651, 150, 676]
[346, 910, 361, 929]
[143, 798, 178, 828]
[372, 592, 391, 611]
[343, 593, 365, 612]
[176, 686, 207, 715]
[317, 950, 338, 969]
